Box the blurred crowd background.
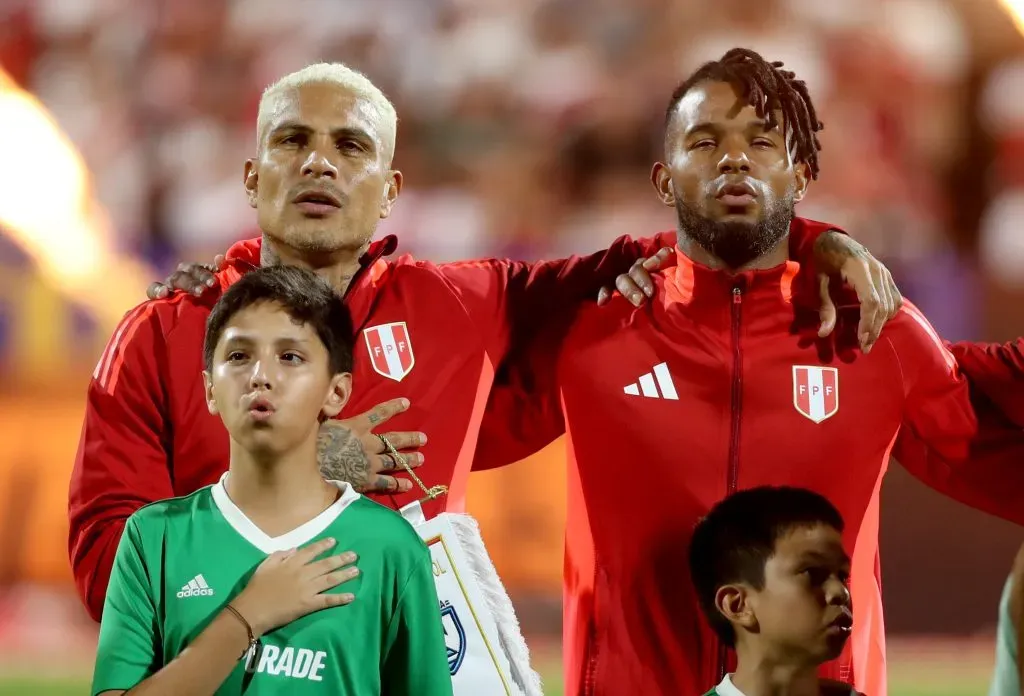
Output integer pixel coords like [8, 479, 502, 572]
[1, 0, 1024, 692]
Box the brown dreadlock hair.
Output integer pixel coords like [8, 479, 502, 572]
[665, 48, 824, 180]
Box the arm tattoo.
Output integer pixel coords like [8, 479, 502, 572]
[317, 426, 372, 491]
[816, 230, 869, 272]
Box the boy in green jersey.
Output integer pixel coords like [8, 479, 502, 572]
[92, 265, 453, 696]
[690, 487, 863, 696]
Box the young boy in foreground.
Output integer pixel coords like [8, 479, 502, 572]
[91, 266, 453, 696]
[690, 486, 862, 696]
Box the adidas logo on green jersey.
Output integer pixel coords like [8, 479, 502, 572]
[176, 574, 214, 598]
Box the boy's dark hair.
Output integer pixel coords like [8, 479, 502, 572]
[665, 48, 824, 180]
[688, 486, 844, 647]
[203, 265, 354, 375]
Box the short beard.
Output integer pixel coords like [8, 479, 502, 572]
[265, 224, 373, 257]
[675, 197, 795, 270]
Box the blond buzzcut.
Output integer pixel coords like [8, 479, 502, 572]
[256, 62, 398, 163]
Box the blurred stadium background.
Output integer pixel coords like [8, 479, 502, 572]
[3, 0, 1024, 692]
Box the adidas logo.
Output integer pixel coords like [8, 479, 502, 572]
[177, 574, 214, 598]
[623, 362, 678, 400]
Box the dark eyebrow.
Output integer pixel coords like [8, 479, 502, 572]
[798, 550, 851, 566]
[269, 122, 375, 148]
[224, 331, 311, 342]
[684, 119, 782, 139]
[684, 121, 718, 139]
[221, 334, 253, 345]
[274, 336, 312, 347]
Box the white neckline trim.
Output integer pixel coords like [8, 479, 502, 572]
[211, 472, 361, 554]
[715, 674, 856, 696]
[716, 674, 745, 696]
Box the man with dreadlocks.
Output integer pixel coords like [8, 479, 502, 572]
[472, 48, 1024, 696]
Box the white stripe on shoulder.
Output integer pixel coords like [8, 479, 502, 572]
[94, 303, 154, 387]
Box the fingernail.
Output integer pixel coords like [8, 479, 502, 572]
[350, 567, 361, 576]
[400, 398, 410, 408]
[206, 278, 215, 287]
[193, 288, 202, 296]
[632, 294, 641, 304]
[344, 552, 358, 563]
[644, 287, 653, 297]
[325, 537, 336, 545]
[418, 433, 427, 445]
[341, 593, 355, 602]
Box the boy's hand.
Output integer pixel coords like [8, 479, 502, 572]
[318, 398, 426, 494]
[147, 255, 227, 299]
[232, 538, 358, 636]
[597, 247, 675, 307]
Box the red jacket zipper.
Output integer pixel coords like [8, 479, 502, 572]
[583, 617, 600, 695]
[718, 284, 744, 681]
[727, 284, 744, 494]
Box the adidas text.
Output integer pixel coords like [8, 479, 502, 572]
[177, 574, 214, 598]
[177, 587, 214, 598]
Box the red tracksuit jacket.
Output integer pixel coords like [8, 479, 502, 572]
[476, 238, 1024, 696]
[68, 231, 686, 621]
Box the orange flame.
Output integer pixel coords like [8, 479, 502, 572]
[997, 0, 1024, 36]
[0, 66, 155, 331]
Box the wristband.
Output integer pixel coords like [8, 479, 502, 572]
[224, 603, 260, 671]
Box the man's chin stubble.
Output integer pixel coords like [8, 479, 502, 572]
[675, 200, 793, 269]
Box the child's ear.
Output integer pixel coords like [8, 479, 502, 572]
[715, 584, 758, 634]
[321, 373, 352, 419]
[203, 371, 218, 415]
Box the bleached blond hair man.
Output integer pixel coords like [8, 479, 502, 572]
[241, 62, 404, 272]
[256, 63, 398, 163]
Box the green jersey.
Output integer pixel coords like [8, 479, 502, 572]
[92, 475, 453, 696]
[989, 575, 1018, 696]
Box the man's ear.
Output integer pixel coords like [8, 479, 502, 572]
[322, 373, 353, 419]
[244, 159, 258, 209]
[715, 583, 758, 635]
[793, 161, 810, 203]
[651, 162, 675, 207]
[203, 371, 219, 415]
[379, 170, 403, 219]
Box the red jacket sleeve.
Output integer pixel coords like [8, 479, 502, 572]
[68, 303, 173, 621]
[889, 303, 1024, 526]
[946, 339, 1024, 428]
[438, 233, 676, 363]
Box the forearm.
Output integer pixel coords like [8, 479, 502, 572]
[948, 339, 1024, 427]
[124, 609, 250, 695]
[894, 415, 1024, 527]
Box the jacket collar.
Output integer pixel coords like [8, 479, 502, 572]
[217, 234, 399, 329]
